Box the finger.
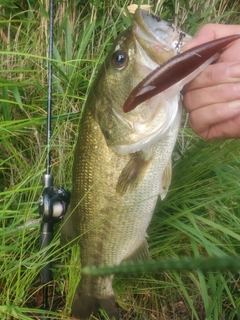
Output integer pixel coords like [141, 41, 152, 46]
[187, 100, 240, 139]
[183, 24, 240, 51]
[184, 82, 240, 112]
[217, 40, 240, 62]
[203, 24, 240, 39]
[182, 61, 240, 93]
[206, 113, 240, 139]
[182, 26, 240, 64]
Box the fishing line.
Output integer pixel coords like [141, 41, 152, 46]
[46, 0, 54, 176]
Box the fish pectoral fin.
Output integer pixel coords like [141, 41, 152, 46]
[116, 151, 150, 195]
[123, 238, 149, 262]
[160, 159, 172, 200]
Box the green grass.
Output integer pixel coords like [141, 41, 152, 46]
[0, 0, 240, 319]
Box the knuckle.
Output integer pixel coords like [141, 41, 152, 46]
[188, 111, 209, 139]
[204, 65, 215, 85]
[197, 24, 215, 36]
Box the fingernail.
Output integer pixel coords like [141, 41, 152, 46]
[227, 63, 240, 78]
[228, 100, 240, 109]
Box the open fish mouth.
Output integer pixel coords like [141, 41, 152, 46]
[135, 9, 188, 51]
[132, 9, 192, 68]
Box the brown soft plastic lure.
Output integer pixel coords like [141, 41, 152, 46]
[123, 34, 240, 113]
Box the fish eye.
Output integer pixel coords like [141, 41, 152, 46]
[112, 50, 128, 69]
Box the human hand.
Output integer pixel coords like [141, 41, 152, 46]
[182, 24, 240, 139]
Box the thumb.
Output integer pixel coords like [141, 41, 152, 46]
[183, 23, 240, 51]
[182, 25, 216, 51]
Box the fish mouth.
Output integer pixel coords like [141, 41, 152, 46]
[133, 9, 190, 66]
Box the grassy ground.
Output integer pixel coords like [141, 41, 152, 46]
[0, 0, 240, 319]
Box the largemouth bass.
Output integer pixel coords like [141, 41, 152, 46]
[60, 9, 229, 319]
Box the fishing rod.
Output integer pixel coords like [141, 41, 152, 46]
[39, 0, 70, 312]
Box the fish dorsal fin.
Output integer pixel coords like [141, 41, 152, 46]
[123, 238, 149, 262]
[160, 159, 172, 200]
[116, 151, 151, 195]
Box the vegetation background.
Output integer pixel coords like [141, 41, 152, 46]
[0, 0, 240, 319]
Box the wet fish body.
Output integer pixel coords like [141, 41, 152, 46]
[61, 9, 218, 319]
